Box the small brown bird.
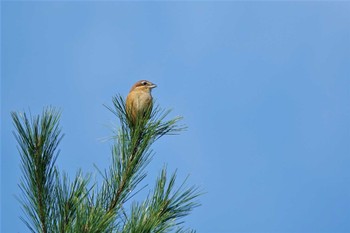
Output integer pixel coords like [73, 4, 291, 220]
[126, 80, 157, 126]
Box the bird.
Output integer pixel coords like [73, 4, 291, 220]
[126, 80, 157, 127]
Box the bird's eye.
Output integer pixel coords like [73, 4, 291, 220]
[142, 81, 147, 85]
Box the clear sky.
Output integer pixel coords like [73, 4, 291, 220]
[2, 1, 350, 233]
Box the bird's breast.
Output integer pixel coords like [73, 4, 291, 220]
[136, 93, 152, 111]
[128, 91, 152, 112]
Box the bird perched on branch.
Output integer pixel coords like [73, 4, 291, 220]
[126, 80, 157, 127]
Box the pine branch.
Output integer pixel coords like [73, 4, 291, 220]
[102, 95, 186, 213]
[72, 195, 116, 233]
[122, 167, 201, 232]
[12, 108, 63, 233]
[13, 95, 201, 233]
[53, 170, 91, 233]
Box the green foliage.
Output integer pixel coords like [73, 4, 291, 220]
[12, 108, 62, 233]
[12, 95, 201, 233]
[122, 168, 200, 233]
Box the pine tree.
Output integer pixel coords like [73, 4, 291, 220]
[12, 95, 201, 233]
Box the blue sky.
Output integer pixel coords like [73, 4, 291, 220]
[2, 2, 350, 232]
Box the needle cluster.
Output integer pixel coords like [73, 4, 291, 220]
[12, 96, 201, 233]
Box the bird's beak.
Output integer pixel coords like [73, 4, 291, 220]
[150, 83, 157, 89]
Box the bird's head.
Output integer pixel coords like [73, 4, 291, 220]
[130, 80, 157, 93]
